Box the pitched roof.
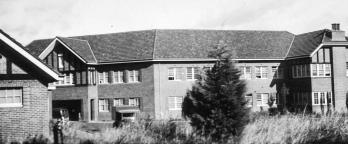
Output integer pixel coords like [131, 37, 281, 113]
[286, 29, 328, 58]
[0, 29, 60, 81]
[153, 30, 294, 59]
[57, 37, 97, 63]
[26, 29, 295, 63]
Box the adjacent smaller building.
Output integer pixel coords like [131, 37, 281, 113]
[0, 30, 60, 143]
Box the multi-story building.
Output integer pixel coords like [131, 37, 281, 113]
[0, 30, 60, 142]
[25, 24, 348, 122]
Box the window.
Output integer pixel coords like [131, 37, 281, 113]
[0, 88, 22, 107]
[187, 67, 199, 80]
[0, 54, 6, 74]
[98, 72, 109, 84]
[346, 62, 348, 76]
[245, 94, 253, 107]
[58, 53, 63, 69]
[128, 70, 140, 83]
[168, 67, 184, 81]
[114, 98, 124, 106]
[241, 66, 252, 79]
[311, 64, 331, 77]
[256, 93, 269, 106]
[272, 66, 283, 79]
[312, 92, 331, 105]
[168, 96, 183, 110]
[129, 98, 140, 106]
[255, 66, 268, 79]
[99, 99, 109, 112]
[113, 71, 124, 83]
[56, 73, 74, 85]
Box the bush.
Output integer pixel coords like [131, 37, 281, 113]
[182, 42, 249, 142]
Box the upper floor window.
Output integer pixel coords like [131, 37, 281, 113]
[312, 92, 332, 105]
[255, 66, 268, 79]
[168, 96, 183, 110]
[99, 99, 109, 112]
[168, 67, 184, 81]
[113, 71, 124, 83]
[58, 53, 63, 69]
[256, 93, 269, 106]
[129, 98, 140, 106]
[186, 67, 199, 80]
[240, 66, 252, 79]
[272, 66, 283, 79]
[312, 48, 331, 63]
[98, 71, 110, 84]
[0, 54, 6, 74]
[311, 64, 331, 77]
[0, 88, 22, 107]
[55, 73, 74, 86]
[114, 98, 125, 106]
[292, 64, 310, 78]
[128, 70, 140, 83]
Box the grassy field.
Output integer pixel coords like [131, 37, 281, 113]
[21, 113, 348, 144]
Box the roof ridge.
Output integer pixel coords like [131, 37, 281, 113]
[86, 40, 98, 63]
[56, 37, 88, 63]
[152, 30, 157, 60]
[285, 35, 296, 58]
[59, 36, 89, 42]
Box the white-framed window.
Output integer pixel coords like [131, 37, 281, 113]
[168, 67, 184, 81]
[240, 66, 252, 79]
[168, 96, 183, 110]
[58, 53, 63, 69]
[113, 71, 124, 83]
[129, 98, 140, 106]
[0, 88, 23, 107]
[98, 71, 109, 84]
[312, 92, 332, 105]
[272, 66, 283, 79]
[311, 64, 331, 77]
[128, 70, 140, 83]
[255, 66, 268, 79]
[114, 98, 124, 106]
[99, 99, 109, 112]
[186, 67, 199, 80]
[245, 94, 253, 107]
[56, 73, 74, 86]
[256, 93, 269, 106]
[0, 54, 6, 74]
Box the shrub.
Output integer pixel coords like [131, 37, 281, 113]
[182, 41, 249, 142]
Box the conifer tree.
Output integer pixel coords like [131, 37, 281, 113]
[182, 42, 249, 142]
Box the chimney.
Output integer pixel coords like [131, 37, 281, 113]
[331, 23, 346, 41]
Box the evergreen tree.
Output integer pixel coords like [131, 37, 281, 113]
[182, 42, 249, 142]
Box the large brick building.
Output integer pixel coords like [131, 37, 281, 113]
[0, 30, 60, 143]
[25, 24, 348, 121]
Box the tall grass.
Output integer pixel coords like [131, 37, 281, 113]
[19, 113, 348, 144]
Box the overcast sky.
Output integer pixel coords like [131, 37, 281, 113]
[1, 0, 348, 45]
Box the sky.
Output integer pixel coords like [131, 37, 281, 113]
[1, 0, 348, 45]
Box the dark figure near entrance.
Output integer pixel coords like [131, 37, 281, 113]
[53, 119, 63, 144]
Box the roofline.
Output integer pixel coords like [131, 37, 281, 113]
[284, 35, 296, 58]
[88, 58, 284, 65]
[309, 41, 348, 57]
[38, 38, 91, 64]
[0, 32, 61, 81]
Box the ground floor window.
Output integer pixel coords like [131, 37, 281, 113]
[99, 99, 109, 112]
[0, 87, 23, 107]
[245, 94, 253, 107]
[168, 96, 183, 110]
[256, 93, 269, 106]
[312, 92, 332, 105]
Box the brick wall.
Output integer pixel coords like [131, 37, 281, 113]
[0, 79, 49, 143]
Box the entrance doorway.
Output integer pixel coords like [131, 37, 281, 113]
[90, 99, 95, 121]
[52, 100, 82, 121]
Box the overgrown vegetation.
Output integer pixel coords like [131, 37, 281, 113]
[182, 41, 249, 142]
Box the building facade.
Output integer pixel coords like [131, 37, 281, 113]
[0, 30, 60, 143]
[25, 24, 348, 121]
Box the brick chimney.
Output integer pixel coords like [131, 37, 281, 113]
[331, 23, 346, 41]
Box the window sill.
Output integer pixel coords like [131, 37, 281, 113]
[169, 109, 182, 111]
[55, 84, 75, 87]
[0, 103, 23, 108]
[99, 110, 110, 112]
